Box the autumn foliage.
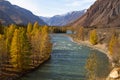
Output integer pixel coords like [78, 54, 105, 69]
[0, 22, 52, 77]
[89, 29, 98, 45]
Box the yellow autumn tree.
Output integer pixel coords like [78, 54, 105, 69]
[31, 29, 41, 64]
[40, 26, 52, 60]
[90, 29, 98, 45]
[108, 32, 118, 55]
[10, 28, 31, 71]
[85, 53, 98, 80]
[27, 22, 33, 34]
[76, 27, 84, 41]
[31, 22, 39, 35]
[0, 34, 7, 72]
[10, 29, 21, 70]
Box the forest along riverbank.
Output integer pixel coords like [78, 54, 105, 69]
[0, 24, 52, 80]
[20, 34, 110, 80]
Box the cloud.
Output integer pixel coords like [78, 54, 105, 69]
[67, 1, 80, 6]
[65, 0, 96, 7]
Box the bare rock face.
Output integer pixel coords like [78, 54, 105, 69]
[71, 0, 120, 28]
[107, 68, 120, 80]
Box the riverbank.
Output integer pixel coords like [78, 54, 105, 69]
[67, 35, 112, 61]
[0, 55, 51, 80]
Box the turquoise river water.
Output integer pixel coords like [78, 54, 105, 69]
[20, 34, 110, 80]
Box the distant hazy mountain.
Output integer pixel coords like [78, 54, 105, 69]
[70, 0, 120, 28]
[0, 0, 46, 25]
[40, 10, 86, 26]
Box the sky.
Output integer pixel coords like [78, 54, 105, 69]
[8, 0, 96, 17]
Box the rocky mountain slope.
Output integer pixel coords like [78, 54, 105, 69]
[40, 10, 86, 26]
[0, 0, 46, 25]
[71, 0, 120, 28]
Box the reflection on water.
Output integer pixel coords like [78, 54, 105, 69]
[20, 34, 109, 80]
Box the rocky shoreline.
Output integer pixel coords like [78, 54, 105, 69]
[68, 35, 120, 80]
[68, 36, 111, 59]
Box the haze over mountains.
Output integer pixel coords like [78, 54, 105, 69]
[40, 10, 86, 26]
[71, 0, 120, 28]
[0, 0, 46, 25]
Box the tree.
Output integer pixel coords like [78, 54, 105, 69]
[31, 22, 39, 35]
[40, 26, 52, 59]
[0, 34, 6, 74]
[76, 27, 84, 41]
[19, 28, 32, 70]
[10, 29, 20, 70]
[10, 28, 31, 71]
[108, 31, 118, 55]
[27, 22, 33, 34]
[112, 41, 120, 67]
[5, 24, 16, 56]
[85, 53, 98, 80]
[27, 22, 33, 43]
[89, 29, 98, 45]
[31, 29, 41, 64]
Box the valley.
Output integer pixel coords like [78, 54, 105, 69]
[0, 0, 120, 80]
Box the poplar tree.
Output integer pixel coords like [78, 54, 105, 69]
[19, 28, 32, 70]
[0, 34, 6, 73]
[76, 27, 84, 41]
[10, 29, 20, 70]
[40, 26, 52, 59]
[27, 22, 33, 34]
[90, 29, 98, 45]
[10, 28, 31, 71]
[108, 32, 118, 55]
[5, 24, 16, 60]
[31, 22, 39, 35]
[85, 53, 98, 80]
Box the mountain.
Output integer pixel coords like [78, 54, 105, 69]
[0, 0, 46, 25]
[40, 10, 86, 26]
[70, 0, 120, 28]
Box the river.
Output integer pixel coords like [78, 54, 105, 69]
[20, 34, 110, 80]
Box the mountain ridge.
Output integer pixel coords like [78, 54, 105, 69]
[70, 0, 120, 28]
[40, 9, 86, 26]
[0, 0, 46, 25]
